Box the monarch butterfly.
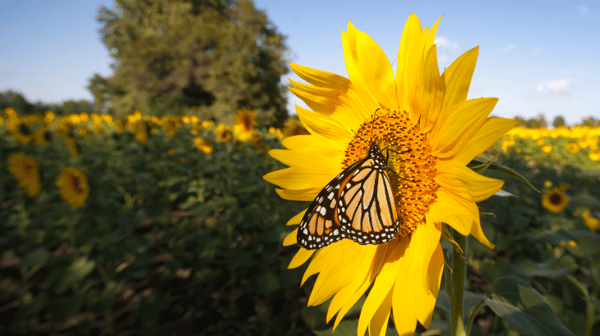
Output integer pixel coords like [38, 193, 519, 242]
[297, 141, 401, 250]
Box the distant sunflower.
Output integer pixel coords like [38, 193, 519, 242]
[581, 210, 599, 232]
[264, 15, 517, 335]
[64, 137, 80, 159]
[233, 108, 257, 141]
[162, 116, 182, 137]
[6, 152, 41, 198]
[34, 125, 52, 146]
[565, 142, 580, 154]
[541, 187, 568, 213]
[194, 137, 214, 154]
[7, 117, 33, 145]
[215, 124, 233, 142]
[282, 119, 309, 138]
[56, 166, 89, 208]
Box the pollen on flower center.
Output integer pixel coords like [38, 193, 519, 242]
[342, 109, 439, 238]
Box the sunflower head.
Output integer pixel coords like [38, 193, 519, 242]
[194, 137, 214, 154]
[215, 124, 233, 142]
[233, 108, 257, 140]
[64, 137, 80, 159]
[56, 166, 90, 208]
[263, 14, 518, 335]
[282, 119, 309, 137]
[565, 142, 580, 154]
[6, 152, 41, 198]
[34, 125, 52, 146]
[114, 118, 128, 133]
[541, 187, 569, 213]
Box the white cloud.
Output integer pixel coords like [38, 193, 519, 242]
[534, 48, 543, 54]
[577, 5, 589, 16]
[497, 43, 515, 53]
[524, 78, 575, 98]
[434, 37, 458, 62]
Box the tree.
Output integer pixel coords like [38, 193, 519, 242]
[580, 116, 600, 127]
[552, 115, 566, 128]
[89, 0, 290, 127]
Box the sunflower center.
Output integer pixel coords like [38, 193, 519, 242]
[71, 176, 84, 194]
[342, 109, 439, 238]
[549, 193, 563, 205]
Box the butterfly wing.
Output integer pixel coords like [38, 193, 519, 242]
[336, 157, 398, 245]
[297, 159, 366, 250]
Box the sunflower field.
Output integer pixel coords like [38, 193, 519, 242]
[1, 106, 600, 336]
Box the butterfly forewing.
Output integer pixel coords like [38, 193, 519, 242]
[297, 143, 399, 250]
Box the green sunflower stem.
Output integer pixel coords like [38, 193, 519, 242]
[450, 230, 468, 336]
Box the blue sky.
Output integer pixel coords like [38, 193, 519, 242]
[1, 0, 599, 125]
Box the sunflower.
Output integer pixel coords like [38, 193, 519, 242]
[115, 118, 128, 133]
[6, 152, 41, 198]
[162, 115, 182, 137]
[282, 118, 310, 137]
[34, 124, 52, 146]
[581, 210, 599, 232]
[233, 107, 257, 141]
[565, 142, 580, 154]
[56, 166, 89, 208]
[63, 137, 80, 159]
[194, 137, 214, 154]
[541, 187, 569, 213]
[215, 123, 233, 142]
[263, 15, 517, 335]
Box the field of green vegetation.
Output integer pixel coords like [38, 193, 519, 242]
[1, 108, 600, 335]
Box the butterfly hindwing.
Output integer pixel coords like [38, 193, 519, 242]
[336, 161, 398, 245]
[297, 143, 399, 250]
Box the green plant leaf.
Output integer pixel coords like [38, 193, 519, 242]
[484, 276, 574, 336]
[468, 159, 540, 193]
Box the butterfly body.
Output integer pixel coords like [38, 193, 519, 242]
[297, 142, 400, 250]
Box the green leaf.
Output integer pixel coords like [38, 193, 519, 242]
[567, 230, 600, 257]
[505, 257, 574, 279]
[484, 276, 574, 336]
[434, 289, 484, 316]
[469, 158, 540, 193]
[21, 248, 49, 268]
[584, 297, 600, 313]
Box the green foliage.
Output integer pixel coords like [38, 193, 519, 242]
[484, 276, 574, 336]
[0, 121, 308, 335]
[91, 0, 290, 127]
[515, 113, 548, 128]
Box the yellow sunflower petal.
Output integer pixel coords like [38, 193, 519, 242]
[283, 229, 298, 246]
[281, 134, 346, 152]
[358, 241, 408, 336]
[355, 30, 397, 109]
[419, 44, 444, 133]
[431, 98, 498, 158]
[275, 188, 319, 201]
[392, 282, 418, 336]
[289, 79, 365, 131]
[396, 14, 424, 109]
[428, 189, 479, 235]
[286, 209, 307, 226]
[441, 46, 479, 112]
[296, 105, 354, 142]
[269, 148, 343, 170]
[288, 248, 315, 269]
[471, 220, 495, 249]
[341, 25, 380, 117]
[454, 117, 519, 164]
[290, 62, 351, 92]
[308, 242, 375, 306]
[263, 166, 335, 190]
[369, 288, 393, 336]
[437, 161, 504, 202]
